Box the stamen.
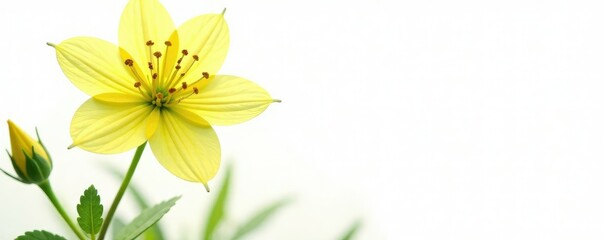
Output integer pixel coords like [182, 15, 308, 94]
[154, 93, 164, 107]
[147, 40, 155, 70]
[153, 51, 162, 83]
[168, 88, 177, 94]
[184, 72, 211, 90]
[163, 42, 172, 83]
[176, 87, 200, 103]
[148, 62, 153, 70]
[182, 82, 188, 89]
[151, 72, 158, 92]
[124, 58, 151, 94]
[170, 54, 200, 89]
[165, 49, 189, 87]
[133, 81, 146, 97]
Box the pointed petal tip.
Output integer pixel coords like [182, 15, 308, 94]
[203, 182, 210, 192]
[6, 120, 17, 133]
[46, 42, 56, 48]
[222, 8, 227, 15]
[273, 99, 282, 103]
[67, 143, 76, 150]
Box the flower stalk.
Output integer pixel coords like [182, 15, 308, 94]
[98, 142, 147, 240]
[38, 180, 87, 240]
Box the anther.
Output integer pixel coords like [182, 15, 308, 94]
[152, 73, 158, 79]
[153, 51, 162, 58]
[124, 59, 134, 66]
[175, 65, 181, 70]
[182, 82, 188, 89]
[156, 93, 164, 99]
[164, 41, 172, 46]
[202, 72, 209, 79]
[148, 62, 153, 70]
[193, 55, 199, 61]
[168, 88, 177, 94]
[146, 40, 155, 46]
[193, 87, 199, 94]
[182, 49, 189, 55]
[134, 82, 142, 88]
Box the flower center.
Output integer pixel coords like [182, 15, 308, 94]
[124, 40, 209, 108]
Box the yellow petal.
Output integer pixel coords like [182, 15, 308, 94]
[70, 96, 152, 153]
[7, 120, 50, 171]
[179, 75, 276, 125]
[54, 37, 138, 96]
[149, 107, 220, 187]
[146, 107, 160, 139]
[93, 92, 147, 103]
[119, 0, 178, 76]
[175, 13, 229, 85]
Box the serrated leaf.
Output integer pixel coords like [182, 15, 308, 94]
[203, 166, 232, 240]
[77, 185, 104, 235]
[105, 165, 166, 240]
[338, 220, 362, 240]
[15, 230, 67, 240]
[115, 196, 181, 240]
[230, 198, 291, 240]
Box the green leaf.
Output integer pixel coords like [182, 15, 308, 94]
[338, 220, 362, 240]
[115, 196, 181, 240]
[77, 185, 104, 236]
[104, 165, 165, 240]
[129, 184, 167, 240]
[230, 198, 292, 240]
[203, 166, 232, 240]
[15, 230, 67, 240]
[111, 216, 127, 240]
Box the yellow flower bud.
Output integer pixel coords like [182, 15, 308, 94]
[4, 120, 52, 184]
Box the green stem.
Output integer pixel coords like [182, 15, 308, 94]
[38, 181, 87, 240]
[98, 142, 147, 240]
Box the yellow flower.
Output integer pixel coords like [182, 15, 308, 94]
[49, 0, 278, 190]
[5, 120, 52, 184]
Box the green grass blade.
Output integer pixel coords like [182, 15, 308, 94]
[338, 220, 362, 240]
[104, 165, 166, 240]
[203, 166, 232, 240]
[111, 216, 127, 240]
[230, 198, 291, 240]
[115, 196, 180, 240]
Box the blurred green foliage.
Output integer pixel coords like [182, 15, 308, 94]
[109, 165, 361, 240]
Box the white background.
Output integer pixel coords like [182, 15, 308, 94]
[2, 0, 603, 239]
